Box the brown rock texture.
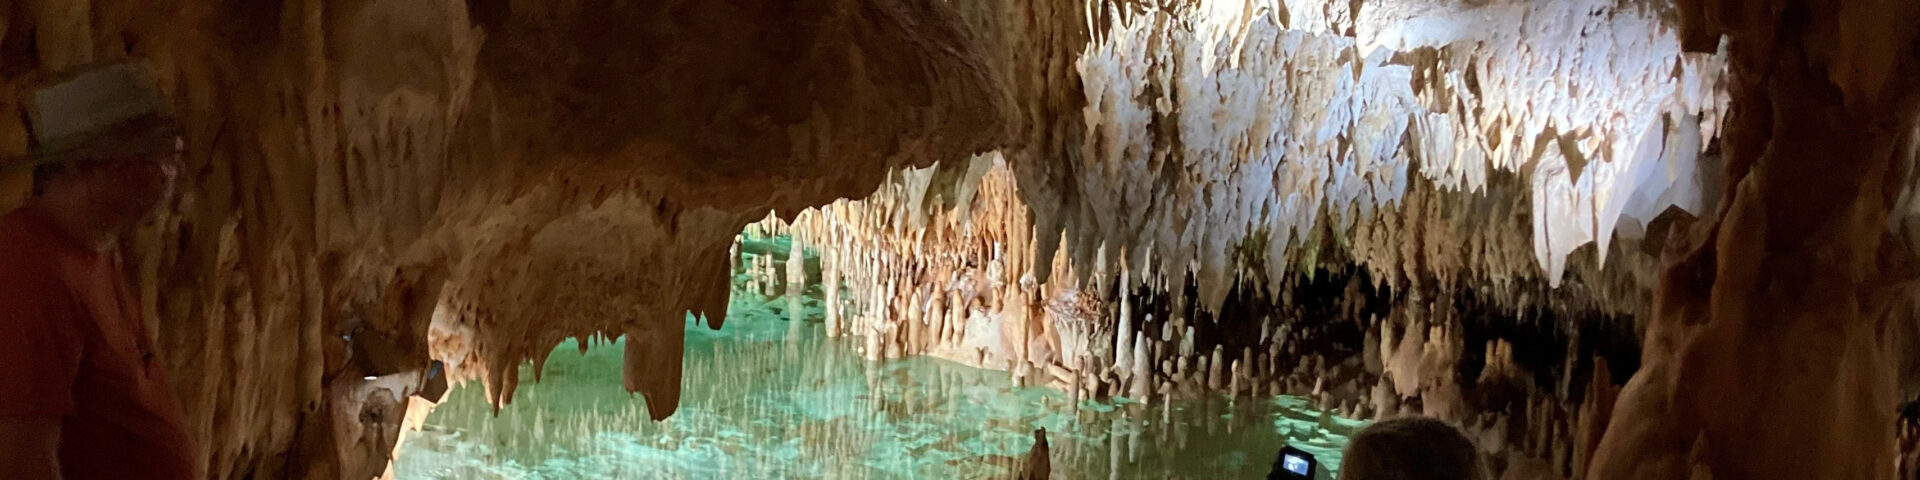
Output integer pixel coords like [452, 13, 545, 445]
[1587, 0, 1920, 478]
[0, 0, 1005, 478]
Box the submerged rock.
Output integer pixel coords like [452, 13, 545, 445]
[1018, 427, 1051, 480]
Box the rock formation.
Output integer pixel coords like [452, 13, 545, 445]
[782, 0, 1920, 478]
[2, 0, 1915, 478]
[1019, 427, 1052, 480]
[1586, 0, 1920, 478]
[1, 0, 1003, 478]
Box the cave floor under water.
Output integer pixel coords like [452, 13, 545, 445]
[396, 268, 1362, 480]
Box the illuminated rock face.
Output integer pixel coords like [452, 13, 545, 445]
[1040, 0, 1731, 313]
[1586, 0, 1920, 477]
[788, 0, 1920, 478]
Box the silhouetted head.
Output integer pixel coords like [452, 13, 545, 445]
[16, 60, 183, 247]
[1337, 417, 1485, 480]
[28, 146, 182, 237]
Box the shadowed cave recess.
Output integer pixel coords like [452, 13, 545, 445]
[3, 0, 1919, 479]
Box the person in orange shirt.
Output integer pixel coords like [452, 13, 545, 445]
[0, 62, 195, 480]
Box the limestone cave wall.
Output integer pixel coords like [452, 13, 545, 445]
[2, 0, 1917, 478]
[0, 0, 1005, 478]
[778, 0, 1920, 478]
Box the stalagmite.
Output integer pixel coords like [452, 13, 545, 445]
[1240, 347, 1255, 391]
[1230, 360, 1242, 399]
[1194, 354, 1210, 389]
[787, 236, 807, 325]
[1363, 324, 1383, 375]
[763, 253, 779, 297]
[926, 289, 946, 346]
[1048, 364, 1074, 386]
[905, 290, 925, 354]
[1069, 373, 1084, 405]
[1115, 283, 1135, 373]
[865, 326, 884, 362]
[1208, 347, 1226, 391]
[1162, 391, 1173, 424]
[1130, 336, 1152, 402]
[744, 264, 761, 297]
[1128, 422, 1142, 463]
[944, 296, 964, 347]
[1178, 326, 1195, 358]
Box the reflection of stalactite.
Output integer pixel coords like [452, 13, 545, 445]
[776, 3, 1919, 480]
[792, 160, 1645, 475]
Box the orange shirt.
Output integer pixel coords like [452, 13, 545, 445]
[0, 211, 195, 480]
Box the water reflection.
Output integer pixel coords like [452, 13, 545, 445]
[396, 295, 1360, 480]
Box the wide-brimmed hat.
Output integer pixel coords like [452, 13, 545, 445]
[12, 60, 181, 170]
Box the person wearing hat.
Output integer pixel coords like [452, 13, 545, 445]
[0, 62, 194, 480]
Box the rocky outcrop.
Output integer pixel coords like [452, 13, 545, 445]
[0, 0, 1005, 478]
[1586, 0, 1920, 477]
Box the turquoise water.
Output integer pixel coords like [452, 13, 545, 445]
[395, 243, 1362, 479]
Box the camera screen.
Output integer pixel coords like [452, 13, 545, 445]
[1283, 454, 1310, 475]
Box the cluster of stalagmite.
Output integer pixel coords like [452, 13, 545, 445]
[785, 0, 1920, 478]
[791, 167, 1645, 475]
[785, 154, 1029, 364]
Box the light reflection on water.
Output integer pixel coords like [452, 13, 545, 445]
[396, 289, 1360, 480]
